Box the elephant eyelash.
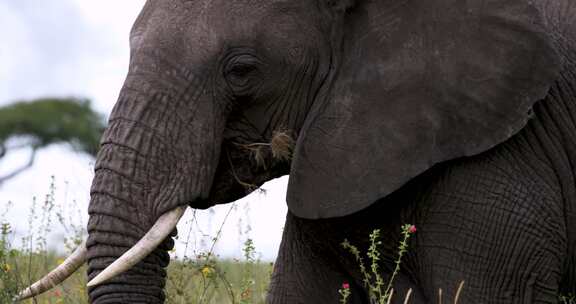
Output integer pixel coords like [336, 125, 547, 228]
[227, 63, 257, 78]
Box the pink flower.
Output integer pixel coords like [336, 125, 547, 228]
[342, 282, 350, 289]
[408, 225, 417, 234]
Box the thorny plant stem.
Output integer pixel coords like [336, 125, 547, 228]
[383, 224, 414, 302]
[341, 239, 371, 287]
[339, 285, 351, 304]
[341, 224, 416, 304]
[367, 229, 385, 302]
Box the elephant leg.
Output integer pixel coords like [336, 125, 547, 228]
[267, 212, 368, 304]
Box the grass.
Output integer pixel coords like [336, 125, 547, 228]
[1, 176, 574, 303]
[0, 249, 272, 304]
[0, 176, 273, 303]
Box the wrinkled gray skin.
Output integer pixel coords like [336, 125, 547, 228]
[86, 0, 576, 303]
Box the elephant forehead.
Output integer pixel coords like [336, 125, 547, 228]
[136, 0, 320, 56]
[138, 0, 228, 50]
[147, 0, 282, 35]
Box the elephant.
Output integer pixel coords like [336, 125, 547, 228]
[17, 0, 576, 303]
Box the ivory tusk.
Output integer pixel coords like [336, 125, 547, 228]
[87, 206, 186, 287]
[14, 239, 87, 301]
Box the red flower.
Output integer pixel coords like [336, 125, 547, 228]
[408, 225, 417, 234]
[342, 282, 350, 289]
[53, 289, 62, 297]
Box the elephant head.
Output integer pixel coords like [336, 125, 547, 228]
[20, 0, 563, 302]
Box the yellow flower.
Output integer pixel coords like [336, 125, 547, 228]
[201, 266, 213, 277]
[3, 263, 10, 272]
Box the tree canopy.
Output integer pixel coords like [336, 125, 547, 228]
[0, 97, 105, 185]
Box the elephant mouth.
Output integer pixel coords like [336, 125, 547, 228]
[207, 136, 294, 206]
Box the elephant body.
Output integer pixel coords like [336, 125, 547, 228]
[271, 66, 576, 302]
[25, 0, 576, 303]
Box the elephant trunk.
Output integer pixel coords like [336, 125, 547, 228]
[87, 206, 186, 288]
[86, 68, 225, 302]
[86, 142, 178, 303]
[87, 181, 174, 303]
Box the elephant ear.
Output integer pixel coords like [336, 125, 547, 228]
[287, 0, 562, 218]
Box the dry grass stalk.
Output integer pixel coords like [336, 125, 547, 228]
[270, 130, 294, 161]
[388, 281, 463, 304]
[386, 288, 394, 304]
[454, 281, 465, 304]
[403, 288, 413, 304]
[251, 146, 266, 169]
[226, 150, 259, 192]
[238, 130, 295, 168]
[235, 143, 267, 169]
[438, 288, 443, 304]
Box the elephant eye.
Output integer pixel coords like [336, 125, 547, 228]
[224, 55, 262, 95]
[228, 63, 256, 80]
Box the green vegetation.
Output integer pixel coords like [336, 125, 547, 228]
[0, 177, 574, 303]
[0, 97, 104, 186]
[560, 294, 576, 304]
[340, 226, 574, 304]
[340, 225, 420, 304]
[0, 177, 272, 304]
[0, 248, 272, 304]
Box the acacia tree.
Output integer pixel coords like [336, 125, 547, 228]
[0, 98, 105, 186]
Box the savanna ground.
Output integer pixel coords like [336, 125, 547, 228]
[0, 177, 574, 303]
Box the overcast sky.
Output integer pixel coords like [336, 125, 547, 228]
[0, 0, 287, 260]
